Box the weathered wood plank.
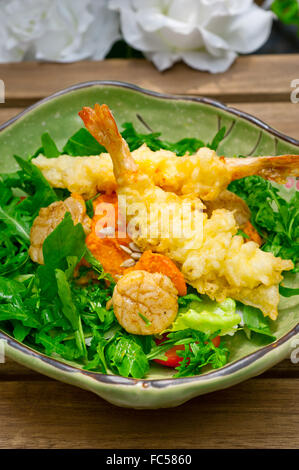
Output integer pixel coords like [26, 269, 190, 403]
[0, 107, 23, 125]
[0, 378, 297, 448]
[0, 55, 298, 105]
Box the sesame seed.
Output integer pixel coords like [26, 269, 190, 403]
[129, 242, 142, 253]
[119, 244, 133, 254]
[120, 258, 136, 268]
[131, 252, 142, 260]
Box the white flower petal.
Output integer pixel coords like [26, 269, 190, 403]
[0, 0, 120, 63]
[183, 49, 237, 73]
[206, 5, 274, 53]
[145, 51, 180, 71]
[109, 0, 273, 73]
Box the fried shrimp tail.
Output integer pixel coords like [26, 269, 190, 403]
[224, 154, 299, 184]
[79, 104, 138, 183]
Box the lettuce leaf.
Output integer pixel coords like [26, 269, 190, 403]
[171, 298, 241, 336]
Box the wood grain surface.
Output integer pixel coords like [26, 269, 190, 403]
[0, 57, 298, 449]
[0, 55, 298, 105]
[0, 377, 298, 449]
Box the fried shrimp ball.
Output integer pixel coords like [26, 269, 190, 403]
[112, 270, 178, 335]
[29, 194, 91, 264]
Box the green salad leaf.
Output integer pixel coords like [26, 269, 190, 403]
[229, 176, 299, 270]
[60, 122, 226, 157]
[148, 329, 229, 378]
[42, 212, 86, 270]
[106, 333, 150, 378]
[41, 132, 61, 158]
[63, 128, 106, 156]
[239, 304, 276, 342]
[14, 155, 58, 218]
[172, 297, 241, 336]
[279, 285, 299, 297]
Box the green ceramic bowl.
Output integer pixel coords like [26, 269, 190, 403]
[0, 81, 298, 409]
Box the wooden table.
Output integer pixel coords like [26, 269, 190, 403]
[0, 55, 298, 449]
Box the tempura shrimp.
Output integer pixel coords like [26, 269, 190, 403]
[33, 142, 299, 201]
[79, 104, 293, 320]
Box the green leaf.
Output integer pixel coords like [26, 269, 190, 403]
[41, 132, 60, 158]
[43, 212, 86, 270]
[0, 204, 30, 242]
[138, 312, 151, 326]
[236, 229, 250, 239]
[241, 305, 276, 341]
[14, 155, 58, 217]
[208, 126, 226, 151]
[106, 334, 149, 378]
[148, 329, 229, 378]
[55, 269, 87, 359]
[0, 276, 26, 301]
[0, 304, 40, 328]
[12, 321, 31, 342]
[63, 128, 106, 156]
[229, 175, 299, 268]
[121, 122, 205, 156]
[279, 285, 299, 297]
[172, 298, 240, 336]
[35, 330, 82, 361]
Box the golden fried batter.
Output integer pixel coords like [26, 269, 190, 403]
[33, 144, 299, 201]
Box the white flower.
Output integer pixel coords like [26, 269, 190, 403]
[0, 0, 120, 63]
[108, 0, 274, 73]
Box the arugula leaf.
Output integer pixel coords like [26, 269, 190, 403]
[279, 285, 299, 297]
[0, 202, 31, 242]
[84, 336, 108, 373]
[0, 276, 40, 330]
[149, 329, 229, 378]
[240, 305, 276, 342]
[41, 132, 61, 158]
[229, 175, 299, 267]
[121, 122, 205, 156]
[42, 213, 86, 270]
[106, 333, 149, 378]
[0, 276, 26, 301]
[62, 122, 227, 158]
[35, 329, 83, 361]
[14, 155, 58, 218]
[55, 269, 87, 360]
[63, 128, 106, 156]
[12, 321, 31, 342]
